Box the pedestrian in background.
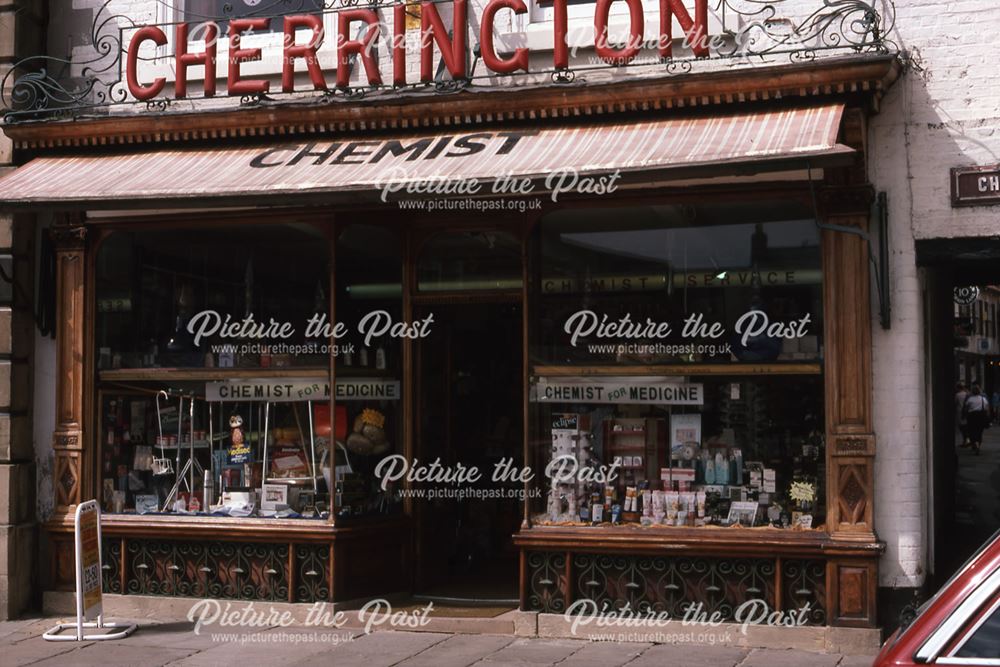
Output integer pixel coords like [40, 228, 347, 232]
[963, 384, 991, 455]
[955, 382, 970, 447]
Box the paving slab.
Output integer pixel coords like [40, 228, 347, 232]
[28, 642, 195, 667]
[394, 633, 516, 667]
[837, 656, 876, 667]
[737, 648, 843, 667]
[291, 630, 453, 667]
[473, 637, 587, 665]
[560, 640, 653, 666]
[624, 642, 749, 667]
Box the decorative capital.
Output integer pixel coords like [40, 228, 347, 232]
[48, 221, 87, 250]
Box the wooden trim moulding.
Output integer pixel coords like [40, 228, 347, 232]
[2, 55, 902, 151]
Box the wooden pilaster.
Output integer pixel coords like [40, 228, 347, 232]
[50, 218, 88, 510]
[821, 185, 877, 543]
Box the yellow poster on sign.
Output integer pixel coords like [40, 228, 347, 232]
[78, 502, 102, 620]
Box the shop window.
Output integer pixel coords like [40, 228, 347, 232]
[529, 201, 827, 532]
[334, 224, 405, 520]
[416, 231, 522, 292]
[94, 224, 332, 520]
[0, 254, 12, 305]
[532, 202, 823, 366]
[95, 226, 329, 370]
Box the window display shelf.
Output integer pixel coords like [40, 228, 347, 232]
[532, 363, 822, 377]
[99, 367, 330, 383]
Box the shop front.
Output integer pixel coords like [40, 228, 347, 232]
[0, 0, 901, 632]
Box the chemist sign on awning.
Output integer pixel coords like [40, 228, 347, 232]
[532, 377, 703, 406]
[206, 378, 400, 402]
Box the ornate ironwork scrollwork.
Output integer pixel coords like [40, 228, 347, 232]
[101, 538, 122, 595]
[124, 539, 289, 601]
[0, 0, 896, 123]
[528, 552, 795, 624]
[294, 544, 331, 603]
[527, 551, 567, 613]
[782, 559, 827, 625]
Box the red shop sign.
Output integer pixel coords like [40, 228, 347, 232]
[125, 0, 711, 101]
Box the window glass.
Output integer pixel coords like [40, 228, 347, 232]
[417, 231, 522, 292]
[529, 201, 826, 532]
[955, 600, 1000, 659]
[533, 202, 822, 366]
[333, 224, 405, 520]
[95, 224, 331, 520]
[96, 226, 329, 370]
[183, 0, 324, 33]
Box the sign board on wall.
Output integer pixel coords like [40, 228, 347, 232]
[951, 166, 1000, 207]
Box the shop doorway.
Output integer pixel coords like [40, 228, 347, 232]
[413, 301, 523, 603]
[921, 241, 1000, 587]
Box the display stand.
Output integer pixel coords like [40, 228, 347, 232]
[261, 401, 319, 493]
[163, 394, 204, 509]
[43, 501, 137, 642]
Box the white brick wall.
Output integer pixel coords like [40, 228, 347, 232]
[868, 0, 1000, 588]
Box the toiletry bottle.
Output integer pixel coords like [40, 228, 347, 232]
[715, 451, 729, 485]
[704, 452, 716, 485]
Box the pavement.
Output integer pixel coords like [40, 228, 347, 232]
[0, 615, 878, 667]
[951, 423, 1000, 571]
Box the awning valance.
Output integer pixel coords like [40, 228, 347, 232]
[0, 103, 850, 209]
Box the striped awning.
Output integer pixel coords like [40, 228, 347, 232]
[0, 104, 850, 209]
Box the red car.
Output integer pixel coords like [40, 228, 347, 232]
[874, 529, 1000, 665]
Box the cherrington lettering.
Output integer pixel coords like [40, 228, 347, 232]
[563, 309, 812, 348]
[125, 2, 715, 101]
[186, 310, 434, 348]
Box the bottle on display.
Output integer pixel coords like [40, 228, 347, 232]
[715, 451, 729, 485]
[704, 452, 716, 485]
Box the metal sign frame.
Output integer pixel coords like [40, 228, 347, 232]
[42, 500, 138, 642]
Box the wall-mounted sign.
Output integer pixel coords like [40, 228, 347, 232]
[206, 377, 400, 402]
[532, 376, 703, 405]
[951, 166, 1000, 207]
[954, 286, 980, 306]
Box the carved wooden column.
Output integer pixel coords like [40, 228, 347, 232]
[821, 185, 877, 540]
[820, 185, 880, 628]
[50, 219, 88, 511]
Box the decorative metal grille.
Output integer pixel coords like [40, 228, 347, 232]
[782, 558, 827, 625]
[124, 539, 290, 601]
[526, 551, 825, 625]
[527, 551, 567, 613]
[101, 538, 122, 594]
[294, 544, 331, 603]
[1, 0, 897, 123]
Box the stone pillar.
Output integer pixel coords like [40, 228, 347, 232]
[0, 0, 46, 620]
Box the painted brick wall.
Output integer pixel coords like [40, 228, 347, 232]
[868, 0, 1000, 588]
